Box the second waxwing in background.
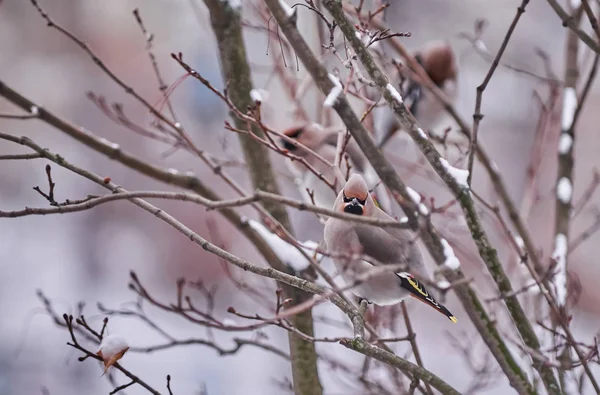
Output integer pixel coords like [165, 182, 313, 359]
[280, 123, 393, 214]
[373, 40, 458, 148]
[324, 174, 457, 322]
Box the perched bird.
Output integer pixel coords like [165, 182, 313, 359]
[373, 40, 458, 148]
[280, 123, 392, 213]
[324, 174, 457, 322]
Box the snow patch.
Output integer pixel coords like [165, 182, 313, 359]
[556, 177, 572, 204]
[439, 158, 470, 190]
[437, 280, 451, 289]
[561, 87, 577, 131]
[474, 39, 489, 54]
[250, 89, 263, 103]
[417, 128, 428, 140]
[441, 238, 461, 270]
[551, 233, 568, 305]
[514, 235, 525, 250]
[279, 0, 296, 18]
[558, 133, 573, 155]
[98, 334, 129, 356]
[324, 74, 343, 107]
[406, 186, 429, 215]
[386, 83, 404, 104]
[30, 105, 39, 115]
[222, 0, 242, 9]
[99, 137, 120, 150]
[248, 219, 320, 271]
[222, 318, 237, 326]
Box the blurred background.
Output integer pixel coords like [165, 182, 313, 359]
[1, 0, 599, 394]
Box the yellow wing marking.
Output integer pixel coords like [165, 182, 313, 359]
[406, 276, 429, 298]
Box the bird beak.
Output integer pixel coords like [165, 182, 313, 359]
[349, 198, 361, 207]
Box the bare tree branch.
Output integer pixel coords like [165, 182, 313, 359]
[264, 1, 544, 393]
[5, 132, 461, 394]
[545, 0, 600, 54]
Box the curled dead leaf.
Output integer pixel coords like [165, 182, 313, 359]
[96, 334, 129, 375]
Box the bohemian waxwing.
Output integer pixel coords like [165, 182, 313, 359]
[374, 40, 458, 148]
[280, 123, 392, 213]
[324, 174, 457, 322]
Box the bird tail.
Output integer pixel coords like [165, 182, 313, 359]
[397, 272, 458, 323]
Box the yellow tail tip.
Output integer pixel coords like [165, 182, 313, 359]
[449, 316, 458, 324]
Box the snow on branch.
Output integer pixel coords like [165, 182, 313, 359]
[324, 74, 343, 107]
[439, 158, 470, 190]
[556, 177, 573, 204]
[551, 233, 568, 306]
[406, 187, 429, 215]
[248, 219, 322, 271]
[561, 87, 577, 131]
[440, 238, 461, 270]
[386, 83, 404, 104]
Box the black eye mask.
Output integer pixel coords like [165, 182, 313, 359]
[342, 192, 366, 205]
[282, 140, 298, 151]
[342, 192, 366, 216]
[281, 128, 304, 151]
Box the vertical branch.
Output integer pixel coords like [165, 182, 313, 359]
[203, 1, 292, 232]
[554, 7, 584, 392]
[201, 2, 322, 395]
[552, 6, 581, 309]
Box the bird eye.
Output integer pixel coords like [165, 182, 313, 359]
[342, 193, 352, 203]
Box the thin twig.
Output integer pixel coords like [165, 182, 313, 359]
[132, 8, 180, 123]
[0, 153, 43, 160]
[467, 0, 529, 186]
[401, 302, 433, 395]
[166, 375, 173, 395]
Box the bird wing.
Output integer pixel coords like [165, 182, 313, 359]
[397, 272, 458, 323]
[403, 79, 422, 118]
[351, 218, 458, 323]
[356, 218, 425, 267]
[353, 224, 413, 266]
[352, 231, 458, 323]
